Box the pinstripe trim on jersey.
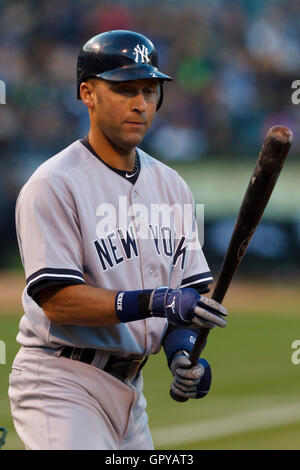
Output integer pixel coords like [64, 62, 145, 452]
[26, 268, 85, 291]
[180, 272, 213, 289]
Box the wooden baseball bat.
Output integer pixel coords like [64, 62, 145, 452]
[171, 125, 293, 402]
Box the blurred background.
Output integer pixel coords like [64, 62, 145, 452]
[0, 0, 299, 451]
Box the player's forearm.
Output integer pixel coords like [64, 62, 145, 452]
[40, 284, 119, 326]
[40, 284, 227, 330]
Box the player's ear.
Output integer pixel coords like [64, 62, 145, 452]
[80, 81, 97, 109]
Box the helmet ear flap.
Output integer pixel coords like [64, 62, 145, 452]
[156, 82, 164, 111]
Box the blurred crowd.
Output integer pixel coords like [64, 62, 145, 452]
[0, 0, 300, 267]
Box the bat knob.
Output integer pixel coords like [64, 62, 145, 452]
[268, 125, 293, 144]
[169, 389, 188, 403]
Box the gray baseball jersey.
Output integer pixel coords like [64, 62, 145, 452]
[15, 139, 213, 356]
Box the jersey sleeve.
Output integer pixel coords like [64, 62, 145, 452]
[16, 176, 86, 300]
[179, 184, 213, 292]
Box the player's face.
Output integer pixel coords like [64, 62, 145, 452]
[92, 78, 159, 152]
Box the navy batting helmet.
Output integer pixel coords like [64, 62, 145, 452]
[76, 30, 172, 110]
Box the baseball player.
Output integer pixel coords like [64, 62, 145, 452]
[8, 30, 228, 450]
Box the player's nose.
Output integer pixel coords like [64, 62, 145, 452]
[131, 91, 147, 113]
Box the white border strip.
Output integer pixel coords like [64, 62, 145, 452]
[27, 273, 84, 288]
[182, 277, 213, 288]
[152, 402, 300, 447]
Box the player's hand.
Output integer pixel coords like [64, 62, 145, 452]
[149, 287, 228, 328]
[170, 352, 212, 401]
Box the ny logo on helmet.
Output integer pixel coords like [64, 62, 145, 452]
[133, 44, 150, 64]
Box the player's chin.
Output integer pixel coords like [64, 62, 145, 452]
[122, 131, 146, 148]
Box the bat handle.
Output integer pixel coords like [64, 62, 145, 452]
[189, 328, 210, 366]
[169, 328, 210, 403]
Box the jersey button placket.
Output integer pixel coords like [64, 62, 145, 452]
[147, 265, 156, 278]
[129, 187, 144, 284]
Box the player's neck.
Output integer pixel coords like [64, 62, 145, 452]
[88, 128, 136, 171]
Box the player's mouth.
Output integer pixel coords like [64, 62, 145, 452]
[124, 120, 146, 128]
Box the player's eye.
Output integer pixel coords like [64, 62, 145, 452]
[112, 85, 136, 97]
[143, 88, 156, 96]
[142, 87, 158, 101]
[122, 87, 136, 96]
[109, 83, 158, 101]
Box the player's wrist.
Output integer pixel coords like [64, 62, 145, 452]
[115, 286, 191, 324]
[115, 286, 174, 323]
[115, 289, 153, 323]
[162, 328, 199, 368]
